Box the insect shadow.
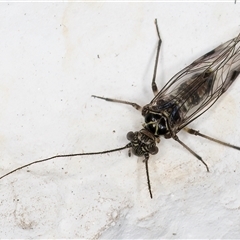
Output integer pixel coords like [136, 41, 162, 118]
[1, 20, 240, 198]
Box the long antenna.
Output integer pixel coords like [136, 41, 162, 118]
[0, 145, 130, 180]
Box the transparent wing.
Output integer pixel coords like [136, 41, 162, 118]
[149, 33, 240, 131]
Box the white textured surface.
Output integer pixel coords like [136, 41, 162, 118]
[0, 2, 240, 239]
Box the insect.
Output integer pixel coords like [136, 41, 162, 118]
[1, 20, 240, 198]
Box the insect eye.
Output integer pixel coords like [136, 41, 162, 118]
[148, 145, 158, 155]
[127, 131, 135, 141]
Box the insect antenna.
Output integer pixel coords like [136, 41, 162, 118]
[185, 127, 240, 150]
[144, 155, 153, 198]
[0, 145, 130, 180]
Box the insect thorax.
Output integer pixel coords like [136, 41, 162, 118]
[141, 104, 173, 138]
[141, 70, 216, 139]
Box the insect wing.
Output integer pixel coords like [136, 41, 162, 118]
[150, 33, 240, 131]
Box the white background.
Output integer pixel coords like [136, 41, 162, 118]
[0, 2, 240, 239]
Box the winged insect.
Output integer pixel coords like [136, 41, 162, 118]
[1, 20, 240, 198]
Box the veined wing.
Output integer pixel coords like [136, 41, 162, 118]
[149, 33, 240, 131]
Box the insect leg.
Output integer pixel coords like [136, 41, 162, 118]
[92, 95, 142, 111]
[143, 154, 153, 198]
[184, 127, 240, 150]
[151, 19, 162, 96]
[173, 135, 210, 172]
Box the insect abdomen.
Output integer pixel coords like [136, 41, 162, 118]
[176, 70, 215, 112]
